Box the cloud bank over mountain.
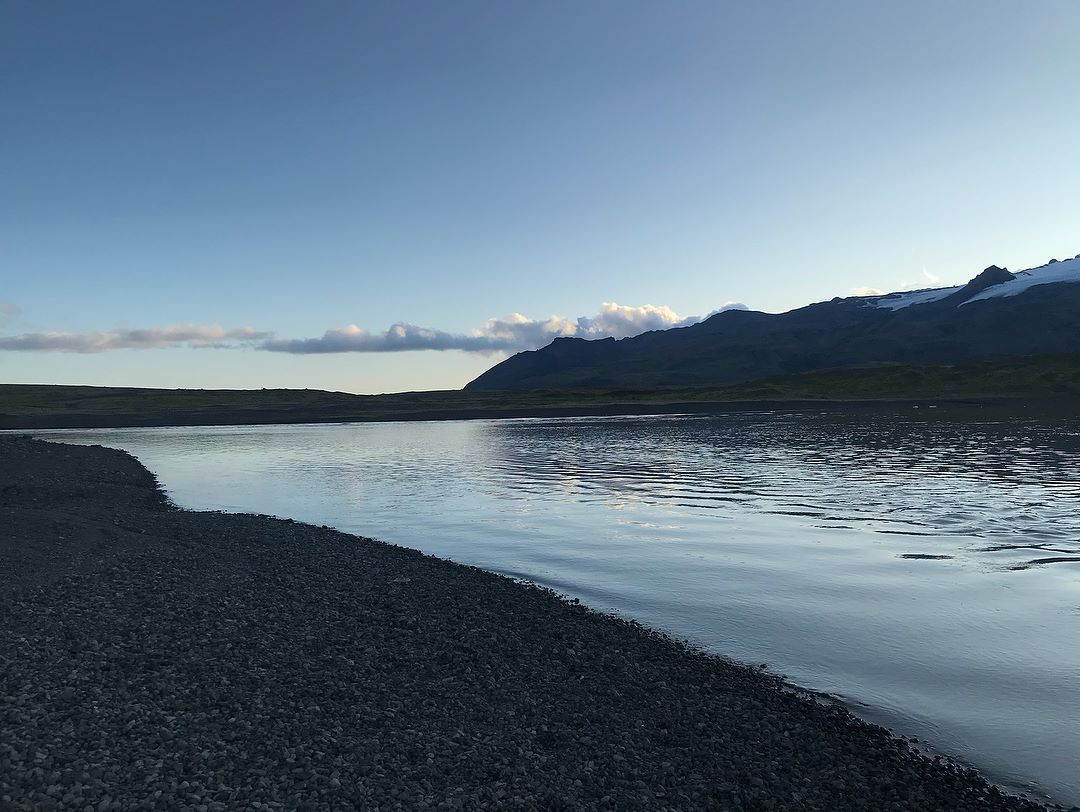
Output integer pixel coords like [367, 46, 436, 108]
[0, 302, 745, 355]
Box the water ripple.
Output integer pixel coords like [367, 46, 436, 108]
[476, 412, 1080, 572]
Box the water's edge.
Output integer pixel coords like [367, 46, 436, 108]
[4, 433, 1057, 811]
[128, 493, 1070, 809]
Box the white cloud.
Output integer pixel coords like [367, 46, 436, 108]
[850, 287, 884, 297]
[0, 325, 272, 353]
[262, 302, 716, 355]
[922, 268, 941, 284]
[576, 301, 700, 337]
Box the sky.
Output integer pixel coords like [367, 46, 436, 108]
[2, 1, 1078, 393]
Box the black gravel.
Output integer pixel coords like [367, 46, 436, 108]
[0, 435, 1066, 811]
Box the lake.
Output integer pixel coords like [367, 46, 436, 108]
[34, 409, 1080, 805]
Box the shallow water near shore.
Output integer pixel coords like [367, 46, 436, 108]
[33, 410, 1080, 805]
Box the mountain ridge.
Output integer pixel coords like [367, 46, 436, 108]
[466, 254, 1080, 391]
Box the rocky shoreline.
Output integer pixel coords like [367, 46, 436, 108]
[0, 435, 1067, 811]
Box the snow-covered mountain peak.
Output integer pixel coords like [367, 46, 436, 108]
[858, 254, 1080, 311]
[961, 255, 1080, 306]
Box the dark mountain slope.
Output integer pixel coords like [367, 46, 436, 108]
[466, 258, 1080, 390]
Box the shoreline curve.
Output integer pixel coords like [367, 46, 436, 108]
[0, 435, 1069, 811]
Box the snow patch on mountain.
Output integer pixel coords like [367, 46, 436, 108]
[859, 254, 1080, 311]
[961, 256, 1080, 306]
[867, 286, 962, 311]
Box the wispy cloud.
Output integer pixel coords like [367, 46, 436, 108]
[850, 286, 884, 297]
[896, 268, 946, 291]
[0, 325, 272, 353]
[0, 301, 19, 319]
[262, 302, 719, 355]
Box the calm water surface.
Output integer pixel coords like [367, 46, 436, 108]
[37, 411, 1080, 804]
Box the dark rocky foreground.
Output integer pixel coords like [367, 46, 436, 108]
[0, 436, 1065, 811]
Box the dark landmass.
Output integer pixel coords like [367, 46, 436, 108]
[466, 262, 1080, 391]
[0, 435, 1066, 810]
[3, 354, 1080, 430]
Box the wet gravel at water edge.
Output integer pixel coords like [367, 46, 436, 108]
[0, 435, 1070, 811]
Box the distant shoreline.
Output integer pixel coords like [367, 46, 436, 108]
[4, 354, 1079, 430]
[3, 395, 1068, 431]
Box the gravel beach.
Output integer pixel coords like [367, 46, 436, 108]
[0, 435, 1065, 811]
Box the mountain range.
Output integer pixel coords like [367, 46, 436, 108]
[466, 254, 1080, 390]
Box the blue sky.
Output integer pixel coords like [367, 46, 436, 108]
[2, 1, 1078, 392]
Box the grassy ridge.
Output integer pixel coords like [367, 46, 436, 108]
[2, 354, 1079, 429]
[707, 354, 1080, 400]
